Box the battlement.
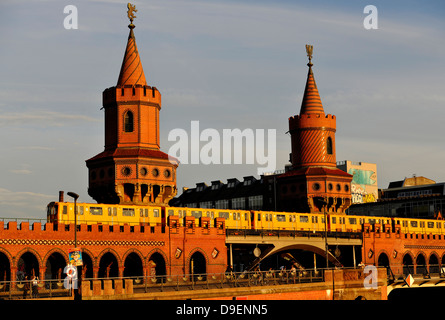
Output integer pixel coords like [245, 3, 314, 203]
[289, 113, 336, 121]
[289, 113, 336, 131]
[102, 84, 161, 106]
[0, 219, 225, 239]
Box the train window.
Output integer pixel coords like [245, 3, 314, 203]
[78, 206, 84, 215]
[219, 212, 229, 219]
[410, 221, 418, 227]
[90, 207, 103, 215]
[108, 207, 117, 216]
[403, 221, 408, 227]
[332, 217, 336, 224]
[428, 222, 434, 228]
[437, 222, 441, 228]
[123, 208, 135, 217]
[140, 209, 149, 217]
[62, 206, 68, 215]
[311, 216, 318, 223]
[349, 218, 357, 225]
[265, 214, 269, 222]
[244, 212, 249, 221]
[420, 221, 425, 228]
[257, 213, 261, 221]
[277, 214, 286, 222]
[168, 209, 174, 216]
[368, 219, 375, 225]
[289, 215, 296, 223]
[153, 209, 160, 218]
[300, 216, 309, 223]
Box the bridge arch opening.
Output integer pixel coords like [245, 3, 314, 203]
[0, 251, 11, 282]
[416, 253, 426, 275]
[98, 252, 119, 278]
[429, 254, 439, 275]
[81, 251, 94, 279]
[45, 251, 66, 281]
[17, 252, 40, 280]
[402, 253, 413, 276]
[124, 252, 143, 278]
[148, 252, 166, 279]
[190, 251, 206, 280]
[377, 252, 389, 267]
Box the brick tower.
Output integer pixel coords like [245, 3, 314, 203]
[86, 7, 178, 205]
[278, 45, 352, 213]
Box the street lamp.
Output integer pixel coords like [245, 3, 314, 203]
[317, 198, 329, 269]
[67, 191, 81, 301]
[67, 192, 79, 247]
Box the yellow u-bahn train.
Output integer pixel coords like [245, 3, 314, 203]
[46, 201, 445, 235]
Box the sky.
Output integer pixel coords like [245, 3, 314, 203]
[0, 0, 444, 219]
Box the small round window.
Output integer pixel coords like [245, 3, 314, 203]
[122, 166, 131, 176]
[312, 183, 321, 191]
[152, 168, 159, 177]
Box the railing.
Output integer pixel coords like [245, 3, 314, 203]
[120, 269, 325, 294]
[0, 279, 72, 300]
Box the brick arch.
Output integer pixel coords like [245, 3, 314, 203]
[146, 248, 169, 268]
[186, 247, 209, 276]
[122, 248, 145, 266]
[402, 251, 414, 263]
[428, 251, 440, 264]
[79, 247, 96, 268]
[415, 251, 427, 264]
[0, 247, 13, 266]
[186, 247, 209, 265]
[376, 250, 390, 266]
[96, 248, 122, 266]
[16, 247, 43, 267]
[43, 247, 69, 266]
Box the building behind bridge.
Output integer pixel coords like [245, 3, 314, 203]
[347, 176, 445, 219]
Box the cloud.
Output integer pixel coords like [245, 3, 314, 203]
[0, 187, 54, 219]
[0, 110, 100, 127]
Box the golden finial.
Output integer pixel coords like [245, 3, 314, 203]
[305, 44, 313, 67]
[127, 3, 137, 28]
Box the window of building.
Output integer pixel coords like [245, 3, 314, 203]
[215, 199, 229, 209]
[327, 137, 333, 155]
[248, 195, 263, 210]
[200, 201, 213, 208]
[232, 197, 246, 209]
[124, 111, 134, 132]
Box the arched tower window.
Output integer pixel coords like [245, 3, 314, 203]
[327, 137, 333, 155]
[124, 111, 134, 132]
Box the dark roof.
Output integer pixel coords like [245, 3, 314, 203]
[173, 176, 268, 206]
[86, 148, 178, 163]
[279, 166, 352, 178]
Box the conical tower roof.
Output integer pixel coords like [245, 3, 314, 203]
[299, 45, 324, 115]
[117, 26, 147, 86]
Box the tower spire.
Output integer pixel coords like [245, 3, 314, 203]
[299, 44, 324, 115]
[117, 3, 147, 87]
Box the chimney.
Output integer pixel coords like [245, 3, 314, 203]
[59, 191, 64, 202]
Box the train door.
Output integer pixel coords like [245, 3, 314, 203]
[250, 211, 255, 229]
[265, 212, 273, 230]
[311, 215, 318, 232]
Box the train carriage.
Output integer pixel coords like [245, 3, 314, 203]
[47, 202, 162, 226]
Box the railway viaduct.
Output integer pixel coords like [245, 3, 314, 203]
[0, 217, 227, 287]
